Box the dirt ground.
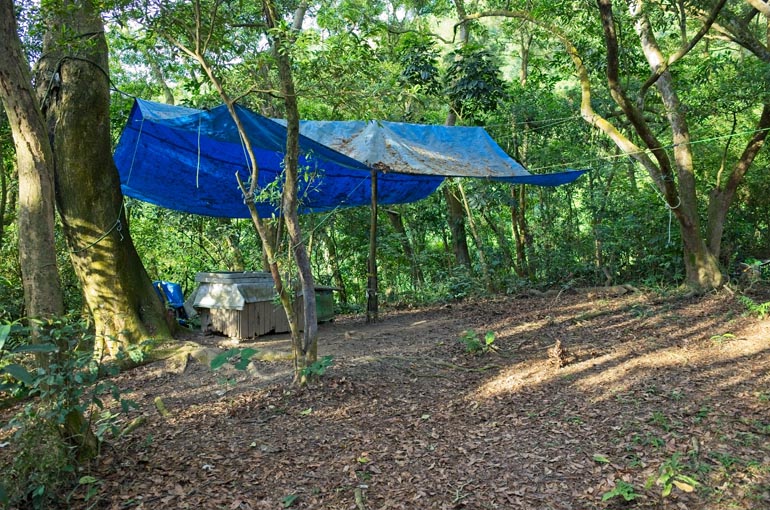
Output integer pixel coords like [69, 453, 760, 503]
[7, 286, 770, 509]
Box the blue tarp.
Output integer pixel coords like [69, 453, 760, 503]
[114, 99, 585, 218]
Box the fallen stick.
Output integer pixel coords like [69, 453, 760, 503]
[154, 397, 171, 418]
[120, 416, 146, 436]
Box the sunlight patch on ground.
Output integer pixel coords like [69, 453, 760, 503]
[472, 332, 770, 403]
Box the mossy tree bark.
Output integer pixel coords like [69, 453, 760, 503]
[0, 0, 64, 323]
[35, 0, 171, 356]
[0, 0, 98, 461]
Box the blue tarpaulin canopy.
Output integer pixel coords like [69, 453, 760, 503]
[114, 99, 585, 218]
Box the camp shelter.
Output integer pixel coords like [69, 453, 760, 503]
[114, 98, 586, 324]
[114, 99, 585, 218]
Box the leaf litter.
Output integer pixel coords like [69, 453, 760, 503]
[2, 286, 770, 509]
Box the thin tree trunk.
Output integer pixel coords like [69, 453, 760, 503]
[367, 170, 378, 323]
[480, 208, 514, 276]
[0, 156, 7, 251]
[444, 183, 472, 270]
[386, 208, 424, 288]
[36, 1, 171, 356]
[706, 104, 770, 261]
[458, 182, 492, 291]
[443, 0, 473, 273]
[321, 225, 348, 304]
[146, 52, 175, 105]
[218, 218, 246, 271]
[265, 0, 318, 372]
[511, 185, 532, 278]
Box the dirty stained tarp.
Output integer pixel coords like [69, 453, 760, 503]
[114, 99, 584, 218]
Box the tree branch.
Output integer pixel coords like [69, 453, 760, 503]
[637, 0, 727, 104]
[459, 9, 663, 186]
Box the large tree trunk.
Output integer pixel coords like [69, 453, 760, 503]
[36, 0, 171, 356]
[0, 0, 98, 461]
[627, 0, 723, 288]
[0, 0, 63, 322]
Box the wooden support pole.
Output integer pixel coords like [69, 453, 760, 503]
[367, 169, 378, 323]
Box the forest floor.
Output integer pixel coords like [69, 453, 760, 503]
[4, 285, 770, 509]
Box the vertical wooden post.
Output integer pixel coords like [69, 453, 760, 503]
[367, 169, 378, 323]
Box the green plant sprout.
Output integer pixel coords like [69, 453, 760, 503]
[602, 479, 640, 502]
[738, 295, 770, 320]
[300, 355, 334, 378]
[210, 347, 258, 371]
[459, 330, 497, 354]
[648, 453, 700, 497]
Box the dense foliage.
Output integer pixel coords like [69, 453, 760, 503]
[1, 0, 769, 320]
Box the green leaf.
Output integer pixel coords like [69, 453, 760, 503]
[210, 348, 239, 370]
[282, 493, 298, 507]
[78, 476, 99, 485]
[0, 324, 10, 351]
[12, 343, 59, 354]
[0, 482, 8, 505]
[233, 348, 258, 370]
[120, 399, 139, 413]
[2, 364, 34, 385]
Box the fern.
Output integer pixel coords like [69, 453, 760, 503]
[738, 295, 770, 320]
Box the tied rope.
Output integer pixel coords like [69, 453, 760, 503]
[648, 181, 680, 246]
[237, 128, 254, 203]
[70, 200, 126, 254]
[125, 118, 145, 186]
[196, 114, 203, 188]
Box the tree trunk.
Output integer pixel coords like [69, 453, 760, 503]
[265, 0, 318, 374]
[218, 218, 246, 271]
[321, 225, 348, 304]
[444, 0, 473, 273]
[36, 0, 171, 356]
[458, 182, 492, 291]
[0, 0, 64, 322]
[627, 0, 724, 288]
[444, 183, 472, 270]
[480, 208, 514, 277]
[0, 0, 99, 461]
[386, 208, 424, 288]
[706, 104, 770, 261]
[0, 155, 7, 251]
[511, 185, 532, 278]
[367, 170, 378, 323]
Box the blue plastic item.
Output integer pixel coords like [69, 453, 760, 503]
[114, 99, 585, 218]
[153, 280, 185, 308]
